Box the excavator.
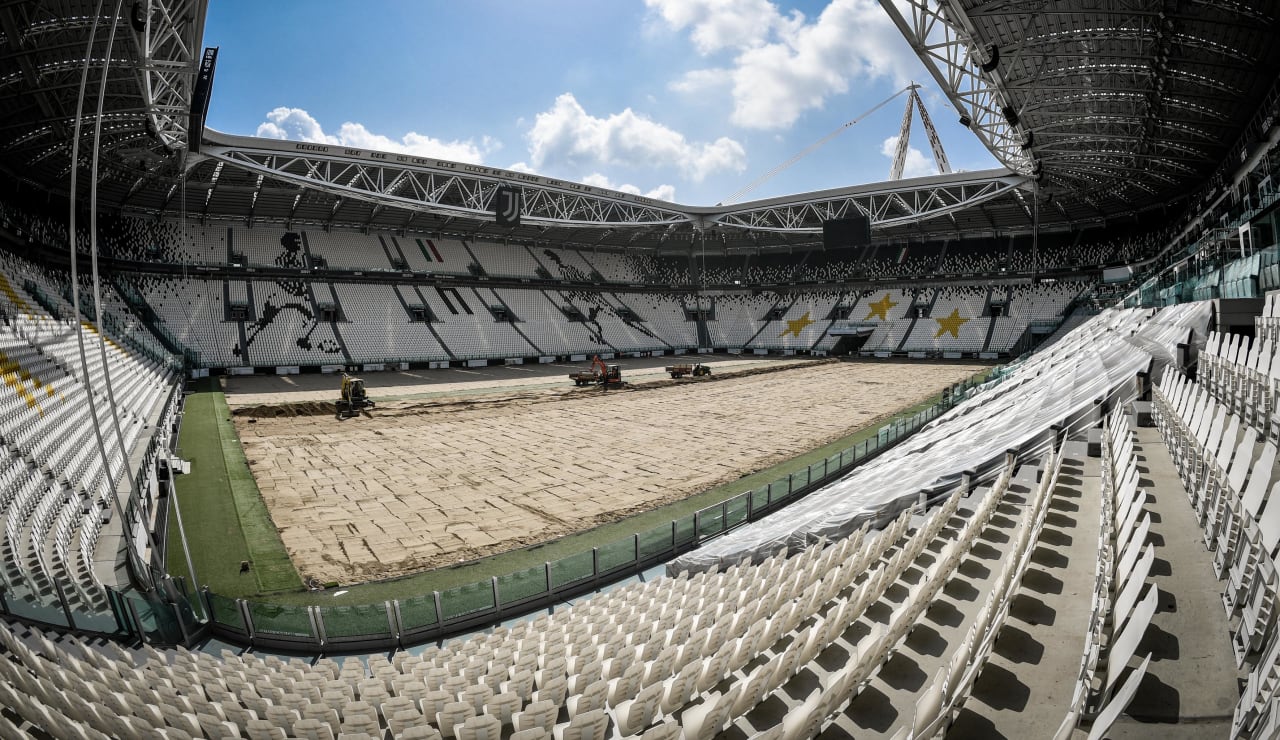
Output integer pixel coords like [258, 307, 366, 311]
[568, 355, 623, 388]
[336, 372, 375, 418]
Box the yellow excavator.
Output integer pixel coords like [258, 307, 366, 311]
[336, 372, 375, 419]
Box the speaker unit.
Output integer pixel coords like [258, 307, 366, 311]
[980, 44, 1000, 73]
[822, 215, 871, 250]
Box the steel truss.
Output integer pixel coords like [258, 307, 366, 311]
[129, 0, 206, 152]
[202, 132, 1030, 234]
[879, 0, 1034, 176]
[202, 133, 693, 229]
[707, 171, 1029, 232]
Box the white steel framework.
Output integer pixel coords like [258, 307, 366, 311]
[199, 130, 1030, 235]
[880, 0, 1034, 176]
[890, 86, 953, 180]
[708, 171, 1026, 233]
[129, 0, 206, 153]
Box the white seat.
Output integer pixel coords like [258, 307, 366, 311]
[512, 700, 557, 734]
[481, 691, 521, 727]
[913, 665, 948, 737]
[245, 719, 288, 740]
[562, 678, 606, 723]
[553, 708, 610, 740]
[637, 721, 681, 740]
[454, 713, 502, 740]
[614, 680, 663, 737]
[292, 718, 337, 740]
[779, 688, 824, 740]
[435, 701, 475, 740]
[1088, 654, 1153, 740]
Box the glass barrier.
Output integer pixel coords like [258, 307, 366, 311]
[697, 505, 724, 538]
[206, 591, 247, 634]
[248, 602, 314, 639]
[497, 565, 548, 605]
[724, 495, 750, 529]
[549, 550, 594, 589]
[638, 524, 673, 561]
[320, 602, 392, 640]
[397, 593, 438, 632]
[597, 538, 637, 573]
[439, 581, 495, 621]
[674, 515, 697, 546]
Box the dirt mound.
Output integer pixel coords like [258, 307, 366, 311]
[232, 401, 338, 418]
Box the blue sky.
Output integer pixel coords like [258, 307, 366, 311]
[201, 0, 999, 206]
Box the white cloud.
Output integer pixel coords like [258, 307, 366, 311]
[255, 107, 497, 164]
[650, 0, 918, 131]
[880, 135, 936, 179]
[645, 0, 799, 54]
[581, 173, 677, 202]
[669, 68, 732, 96]
[526, 93, 745, 182]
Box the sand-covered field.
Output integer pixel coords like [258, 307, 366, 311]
[231, 359, 984, 584]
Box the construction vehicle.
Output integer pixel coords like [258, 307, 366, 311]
[336, 372, 375, 418]
[665, 363, 712, 379]
[569, 356, 623, 388]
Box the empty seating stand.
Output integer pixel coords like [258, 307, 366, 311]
[0, 250, 181, 621]
[1149, 301, 1280, 738]
[0, 441, 1078, 740]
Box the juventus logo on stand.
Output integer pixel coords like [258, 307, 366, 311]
[494, 185, 521, 227]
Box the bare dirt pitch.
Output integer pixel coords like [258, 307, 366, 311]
[229, 358, 986, 585]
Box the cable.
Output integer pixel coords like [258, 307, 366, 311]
[68, 0, 126, 595]
[67, 0, 164, 596]
[720, 85, 917, 205]
[87, 0, 166, 578]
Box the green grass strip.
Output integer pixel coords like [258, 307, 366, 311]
[168, 378, 298, 598]
[167, 381, 252, 596]
[212, 383, 299, 594]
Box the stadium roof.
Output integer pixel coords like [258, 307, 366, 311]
[1, 1, 1277, 252]
[884, 0, 1280, 212]
[0, 0, 207, 192]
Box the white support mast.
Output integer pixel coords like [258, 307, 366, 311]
[891, 85, 952, 179]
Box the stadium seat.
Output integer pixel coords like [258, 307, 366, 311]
[512, 700, 557, 734]
[453, 713, 502, 740]
[292, 718, 337, 740]
[435, 701, 475, 739]
[613, 680, 662, 737]
[553, 707, 610, 740]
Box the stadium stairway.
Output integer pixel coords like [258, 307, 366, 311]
[979, 311, 999, 354]
[316, 283, 354, 365]
[948, 439, 1106, 738]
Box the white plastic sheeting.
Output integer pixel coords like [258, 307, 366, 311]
[670, 303, 1213, 574]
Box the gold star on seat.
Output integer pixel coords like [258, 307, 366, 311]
[864, 294, 898, 321]
[780, 311, 815, 338]
[934, 309, 970, 338]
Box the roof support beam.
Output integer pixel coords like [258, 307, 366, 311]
[879, 0, 1035, 176]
